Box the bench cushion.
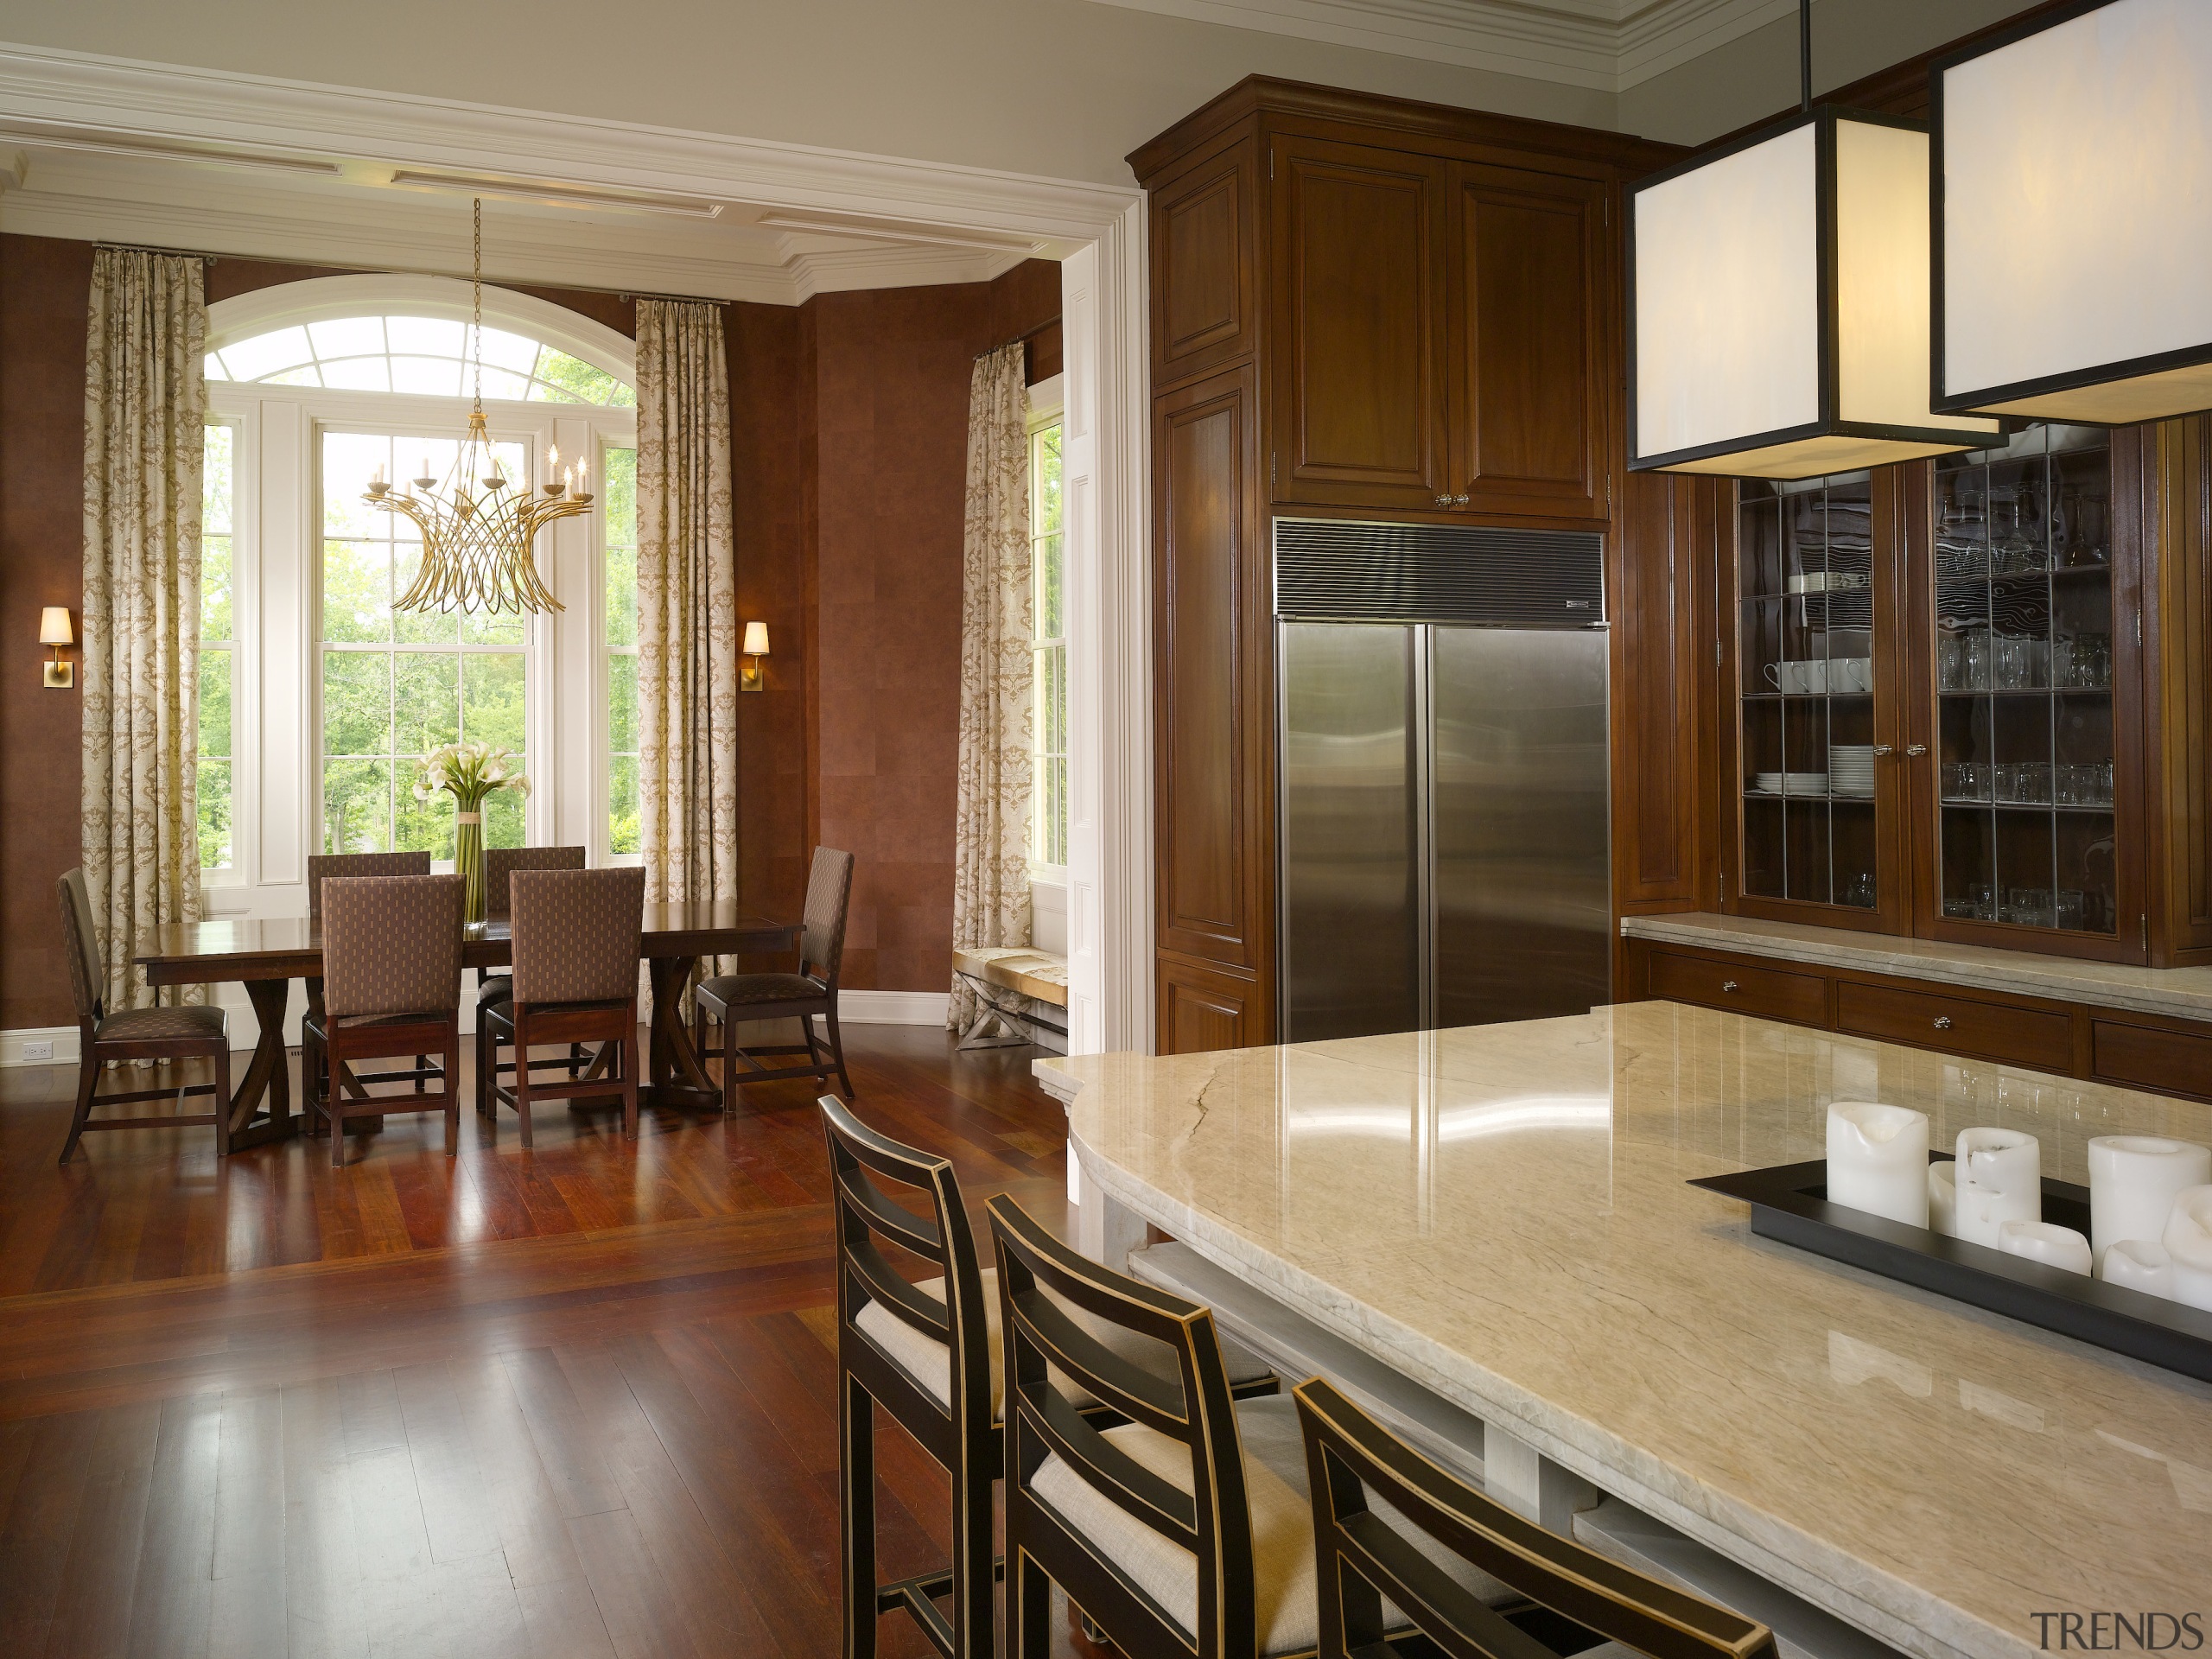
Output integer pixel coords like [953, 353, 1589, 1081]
[951, 947, 1069, 1007]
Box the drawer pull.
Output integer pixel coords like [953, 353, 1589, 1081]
[1722, 980, 1739, 992]
[1933, 1015, 1954, 1030]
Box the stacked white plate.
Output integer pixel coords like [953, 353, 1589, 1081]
[1783, 772, 1830, 796]
[1751, 771, 1784, 794]
[1829, 744, 1876, 798]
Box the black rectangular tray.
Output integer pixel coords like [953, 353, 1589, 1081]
[1690, 1155, 2212, 1383]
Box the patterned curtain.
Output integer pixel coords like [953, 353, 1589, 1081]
[81, 248, 207, 1013]
[948, 344, 1033, 1033]
[635, 299, 739, 999]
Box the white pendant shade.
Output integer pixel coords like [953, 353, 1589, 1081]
[1630, 108, 1999, 480]
[1934, 0, 2212, 423]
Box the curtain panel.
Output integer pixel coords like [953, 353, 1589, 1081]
[949, 343, 1034, 1033]
[634, 300, 740, 996]
[81, 247, 207, 1013]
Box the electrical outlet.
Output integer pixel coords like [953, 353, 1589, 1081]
[21, 1039, 54, 1063]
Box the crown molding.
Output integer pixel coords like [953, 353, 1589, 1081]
[1078, 0, 1796, 92]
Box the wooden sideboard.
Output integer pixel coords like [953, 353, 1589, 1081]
[1622, 931, 2212, 1108]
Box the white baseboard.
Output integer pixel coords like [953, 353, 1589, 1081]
[3, 985, 951, 1068]
[836, 990, 950, 1027]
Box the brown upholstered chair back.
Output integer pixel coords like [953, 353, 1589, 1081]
[800, 848, 855, 986]
[308, 850, 431, 920]
[510, 867, 646, 1007]
[57, 868, 105, 1025]
[321, 874, 465, 1019]
[485, 845, 586, 919]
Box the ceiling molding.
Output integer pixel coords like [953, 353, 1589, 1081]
[384, 171, 727, 219]
[1078, 0, 1798, 92]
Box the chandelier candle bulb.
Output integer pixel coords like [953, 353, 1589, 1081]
[1953, 1128, 2042, 1248]
[1999, 1222, 2094, 1276]
[1826, 1103, 1930, 1227]
[1929, 1161, 1959, 1236]
[2166, 1188, 2212, 1312]
[2088, 1136, 2212, 1261]
[2099, 1239, 2175, 1300]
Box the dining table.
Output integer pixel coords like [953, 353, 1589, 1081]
[136, 900, 803, 1149]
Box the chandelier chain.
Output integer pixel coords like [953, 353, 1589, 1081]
[472, 197, 484, 420]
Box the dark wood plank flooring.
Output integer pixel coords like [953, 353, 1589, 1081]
[0, 1025, 1093, 1657]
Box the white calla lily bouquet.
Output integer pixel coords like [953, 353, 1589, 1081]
[412, 741, 531, 812]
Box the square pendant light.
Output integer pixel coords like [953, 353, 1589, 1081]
[1629, 107, 2001, 479]
[1933, 0, 2212, 424]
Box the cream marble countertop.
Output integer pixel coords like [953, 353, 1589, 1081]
[1624, 911, 2212, 1022]
[1042, 1003, 2212, 1659]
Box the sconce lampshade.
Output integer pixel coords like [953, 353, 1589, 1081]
[741, 621, 770, 657]
[39, 607, 73, 647]
[1933, 0, 2212, 423]
[1629, 107, 1999, 479]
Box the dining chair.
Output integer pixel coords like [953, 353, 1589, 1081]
[822, 1098, 1273, 1659]
[303, 850, 433, 1127]
[474, 844, 588, 1096]
[303, 874, 465, 1166]
[480, 866, 645, 1145]
[695, 846, 855, 1105]
[988, 1192, 1345, 1659]
[1294, 1376, 1777, 1659]
[54, 868, 232, 1164]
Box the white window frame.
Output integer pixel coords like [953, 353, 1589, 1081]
[202, 276, 638, 922]
[1027, 372, 1067, 888]
[597, 434, 643, 868]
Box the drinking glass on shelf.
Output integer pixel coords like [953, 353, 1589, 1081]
[2056, 890, 2088, 931]
[1941, 760, 1988, 800]
[1941, 630, 1992, 691]
[1842, 872, 1876, 910]
[1994, 635, 2050, 690]
[2005, 887, 2055, 927]
[2093, 760, 2114, 805]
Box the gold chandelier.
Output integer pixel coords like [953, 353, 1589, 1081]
[365, 198, 588, 613]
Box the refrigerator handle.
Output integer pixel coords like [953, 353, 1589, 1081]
[1414, 624, 1436, 1033]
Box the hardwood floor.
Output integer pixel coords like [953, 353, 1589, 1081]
[0, 1025, 1094, 1658]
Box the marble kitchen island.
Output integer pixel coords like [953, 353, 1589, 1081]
[1035, 1001, 2212, 1659]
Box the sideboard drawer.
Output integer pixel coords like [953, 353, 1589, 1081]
[1648, 950, 1828, 1027]
[2090, 1019, 2212, 1104]
[1834, 981, 2073, 1072]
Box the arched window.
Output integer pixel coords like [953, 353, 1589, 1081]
[206, 315, 635, 406]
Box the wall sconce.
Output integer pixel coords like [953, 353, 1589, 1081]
[40, 607, 73, 689]
[741, 620, 769, 692]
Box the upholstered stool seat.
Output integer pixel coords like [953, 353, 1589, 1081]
[696, 846, 855, 1104]
[854, 1267, 1274, 1418]
[95, 1003, 228, 1043]
[700, 971, 821, 1007]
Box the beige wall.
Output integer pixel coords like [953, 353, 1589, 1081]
[1618, 0, 2032, 146]
[0, 0, 1610, 187]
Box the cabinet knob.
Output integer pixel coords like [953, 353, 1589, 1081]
[1872, 744, 1893, 756]
[1933, 1015, 1954, 1030]
[1721, 980, 1739, 992]
[1906, 744, 1929, 757]
[1452, 494, 1470, 507]
[1434, 495, 1452, 508]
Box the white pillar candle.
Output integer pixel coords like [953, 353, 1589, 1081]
[1998, 1221, 2094, 1276]
[1953, 1128, 2041, 1247]
[2099, 1238, 2175, 1299]
[1929, 1162, 1959, 1237]
[2087, 1136, 2212, 1258]
[2164, 1186, 2212, 1313]
[1827, 1103, 1930, 1228]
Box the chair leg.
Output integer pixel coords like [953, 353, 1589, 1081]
[212, 1043, 233, 1159]
[568, 1041, 583, 1079]
[443, 1028, 461, 1156]
[475, 1001, 492, 1120]
[1009, 1545, 1051, 1659]
[620, 1022, 639, 1141]
[302, 1026, 325, 1136]
[825, 1004, 855, 1100]
[415, 1052, 429, 1094]
[951, 1426, 995, 1659]
[722, 1008, 740, 1117]
[58, 1052, 99, 1165]
[513, 1022, 533, 1150]
[841, 1370, 878, 1659]
[328, 1041, 347, 1167]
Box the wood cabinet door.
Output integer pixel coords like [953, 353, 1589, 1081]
[1150, 138, 1256, 391]
[1268, 136, 1449, 511]
[1154, 366, 1269, 977]
[1448, 164, 1610, 521]
[1157, 957, 1262, 1056]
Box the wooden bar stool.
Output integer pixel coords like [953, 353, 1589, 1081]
[302, 874, 465, 1166]
[54, 868, 231, 1164]
[480, 866, 645, 1145]
[822, 1099, 1274, 1659]
[302, 850, 432, 1130]
[1294, 1376, 1778, 1659]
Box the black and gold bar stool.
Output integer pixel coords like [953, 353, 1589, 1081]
[821, 1098, 1274, 1659]
[1294, 1375, 1779, 1659]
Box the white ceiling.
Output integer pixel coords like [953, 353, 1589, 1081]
[1082, 0, 1803, 91]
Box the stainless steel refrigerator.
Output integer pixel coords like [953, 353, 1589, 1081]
[1274, 518, 1611, 1043]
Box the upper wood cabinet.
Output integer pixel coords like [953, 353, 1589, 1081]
[1150, 137, 1259, 391]
[1268, 135, 1449, 512]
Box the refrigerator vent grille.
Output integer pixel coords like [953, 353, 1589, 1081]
[1274, 518, 1605, 626]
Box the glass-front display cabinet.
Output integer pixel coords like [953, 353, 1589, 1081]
[1732, 470, 1909, 931]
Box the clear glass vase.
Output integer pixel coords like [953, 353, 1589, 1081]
[454, 805, 486, 924]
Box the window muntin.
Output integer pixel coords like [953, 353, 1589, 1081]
[207, 315, 636, 407]
[319, 429, 531, 857]
[1029, 416, 1067, 872]
[602, 444, 641, 861]
[199, 421, 237, 871]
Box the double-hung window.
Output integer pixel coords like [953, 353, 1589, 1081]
[1028, 406, 1067, 874]
[198, 421, 238, 874]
